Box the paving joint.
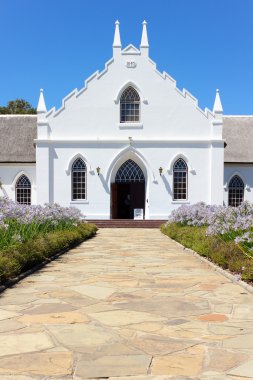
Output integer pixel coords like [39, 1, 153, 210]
[0, 228, 252, 379]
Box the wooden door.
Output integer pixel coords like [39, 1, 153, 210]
[111, 183, 118, 219]
[131, 182, 145, 218]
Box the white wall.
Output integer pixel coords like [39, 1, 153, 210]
[35, 44, 224, 218]
[35, 141, 223, 219]
[0, 164, 36, 204]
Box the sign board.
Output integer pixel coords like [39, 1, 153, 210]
[134, 208, 144, 220]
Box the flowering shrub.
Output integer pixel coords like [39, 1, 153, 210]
[168, 202, 220, 227]
[168, 201, 253, 255]
[0, 197, 84, 249]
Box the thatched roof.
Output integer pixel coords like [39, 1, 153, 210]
[223, 116, 253, 163]
[0, 115, 37, 162]
[0, 114, 252, 164]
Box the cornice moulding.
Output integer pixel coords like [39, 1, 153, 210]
[118, 123, 143, 129]
[35, 138, 225, 144]
[212, 120, 223, 126]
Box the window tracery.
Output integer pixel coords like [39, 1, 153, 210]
[72, 158, 86, 200]
[173, 158, 188, 200]
[16, 175, 31, 205]
[115, 159, 144, 183]
[228, 175, 244, 207]
[120, 86, 140, 123]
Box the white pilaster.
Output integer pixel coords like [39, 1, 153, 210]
[210, 141, 224, 205]
[210, 89, 224, 204]
[36, 144, 50, 204]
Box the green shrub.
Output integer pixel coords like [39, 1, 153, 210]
[0, 223, 97, 285]
[161, 223, 253, 282]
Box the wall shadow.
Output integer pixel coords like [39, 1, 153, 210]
[161, 175, 172, 196]
[99, 174, 110, 194]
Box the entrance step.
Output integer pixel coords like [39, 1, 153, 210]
[86, 219, 167, 228]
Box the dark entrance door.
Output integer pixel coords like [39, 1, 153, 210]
[111, 182, 145, 219]
[111, 160, 145, 219]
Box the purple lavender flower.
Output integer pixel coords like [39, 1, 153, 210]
[167, 201, 253, 249]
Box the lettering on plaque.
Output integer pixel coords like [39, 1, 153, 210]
[126, 61, 137, 68]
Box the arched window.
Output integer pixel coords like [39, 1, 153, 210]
[173, 158, 188, 200]
[16, 174, 31, 205]
[115, 159, 145, 183]
[228, 175, 244, 207]
[120, 86, 140, 123]
[72, 158, 86, 200]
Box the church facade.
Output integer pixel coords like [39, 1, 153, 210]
[0, 21, 252, 219]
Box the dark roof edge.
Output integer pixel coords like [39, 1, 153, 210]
[0, 161, 36, 164]
[225, 162, 253, 164]
[224, 115, 253, 117]
[0, 114, 37, 117]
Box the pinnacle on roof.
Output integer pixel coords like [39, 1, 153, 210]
[140, 20, 149, 48]
[213, 89, 223, 114]
[113, 20, 121, 48]
[37, 89, 47, 114]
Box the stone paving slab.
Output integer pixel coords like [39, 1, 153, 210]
[0, 228, 253, 379]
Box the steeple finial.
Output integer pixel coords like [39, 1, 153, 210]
[37, 88, 49, 139]
[113, 20, 121, 48]
[37, 88, 47, 114]
[213, 88, 223, 114]
[140, 20, 149, 48]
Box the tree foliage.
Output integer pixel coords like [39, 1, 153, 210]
[0, 99, 36, 114]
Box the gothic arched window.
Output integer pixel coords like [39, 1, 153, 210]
[16, 174, 31, 205]
[72, 158, 86, 200]
[173, 158, 188, 200]
[228, 175, 244, 207]
[115, 159, 145, 183]
[120, 86, 140, 123]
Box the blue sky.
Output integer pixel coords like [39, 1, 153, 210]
[1, 0, 253, 114]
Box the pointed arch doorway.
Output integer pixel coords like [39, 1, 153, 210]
[111, 159, 145, 219]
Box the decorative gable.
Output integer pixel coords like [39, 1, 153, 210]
[122, 44, 140, 55]
[38, 20, 221, 143]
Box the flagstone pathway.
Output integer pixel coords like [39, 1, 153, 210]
[0, 228, 253, 380]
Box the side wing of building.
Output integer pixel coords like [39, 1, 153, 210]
[223, 116, 253, 206]
[0, 115, 37, 204]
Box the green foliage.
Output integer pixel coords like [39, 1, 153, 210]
[0, 223, 97, 285]
[0, 107, 8, 114]
[0, 219, 81, 250]
[0, 99, 36, 114]
[161, 223, 253, 282]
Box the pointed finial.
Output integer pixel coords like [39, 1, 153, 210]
[113, 20, 121, 48]
[37, 88, 47, 114]
[213, 88, 223, 114]
[140, 20, 149, 48]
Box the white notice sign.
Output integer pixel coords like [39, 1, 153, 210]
[134, 208, 144, 220]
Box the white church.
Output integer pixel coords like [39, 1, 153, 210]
[0, 21, 252, 220]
